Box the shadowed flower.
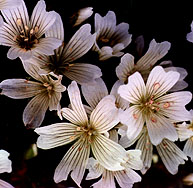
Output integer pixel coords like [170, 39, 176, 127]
[176, 109, 193, 162]
[187, 20, 193, 43]
[0, 0, 62, 60]
[81, 78, 129, 114]
[118, 66, 192, 146]
[26, 13, 101, 85]
[93, 11, 132, 61]
[35, 81, 127, 187]
[0, 150, 14, 188]
[0, 62, 66, 128]
[119, 127, 188, 174]
[86, 130, 143, 188]
[0, 0, 21, 10]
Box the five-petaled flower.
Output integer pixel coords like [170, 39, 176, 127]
[0, 62, 66, 128]
[118, 66, 192, 146]
[0, 0, 62, 60]
[35, 81, 127, 187]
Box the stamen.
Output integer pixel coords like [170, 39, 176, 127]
[151, 117, 157, 123]
[163, 102, 170, 108]
[43, 83, 49, 87]
[153, 82, 160, 90]
[34, 26, 39, 33]
[69, 136, 75, 140]
[30, 29, 34, 35]
[133, 113, 138, 119]
[76, 127, 81, 131]
[24, 25, 29, 31]
[16, 18, 22, 26]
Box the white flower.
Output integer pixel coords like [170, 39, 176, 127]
[93, 11, 132, 61]
[116, 39, 171, 82]
[118, 66, 192, 146]
[176, 110, 193, 162]
[86, 130, 143, 188]
[27, 13, 101, 85]
[0, 62, 66, 128]
[0, 150, 14, 188]
[0, 0, 21, 10]
[0, 0, 62, 60]
[73, 7, 93, 27]
[35, 81, 127, 187]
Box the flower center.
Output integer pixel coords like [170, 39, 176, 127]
[14, 18, 39, 50]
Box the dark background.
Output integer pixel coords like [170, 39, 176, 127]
[0, 0, 193, 187]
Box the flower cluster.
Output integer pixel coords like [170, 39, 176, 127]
[0, 0, 193, 187]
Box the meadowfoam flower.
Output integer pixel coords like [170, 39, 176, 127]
[176, 109, 193, 162]
[93, 11, 132, 61]
[27, 13, 101, 84]
[120, 127, 188, 175]
[35, 81, 127, 187]
[118, 66, 192, 146]
[0, 62, 66, 128]
[116, 39, 171, 82]
[0, 150, 14, 188]
[0, 0, 62, 60]
[0, 0, 21, 10]
[86, 130, 143, 188]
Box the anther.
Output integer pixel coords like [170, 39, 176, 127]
[163, 102, 170, 109]
[151, 117, 157, 123]
[133, 113, 138, 119]
[153, 82, 160, 90]
[34, 26, 39, 33]
[16, 18, 22, 26]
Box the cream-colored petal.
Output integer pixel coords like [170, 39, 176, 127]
[54, 138, 90, 187]
[90, 95, 119, 133]
[118, 71, 146, 104]
[146, 66, 180, 98]
[120, 106, 144, 144]
[91, 134, 126, 171]
[66, 81, 88, 125]
[156, 139, 188, 174]
[35, 122, 79, 149]
[176, 123, 193, 141]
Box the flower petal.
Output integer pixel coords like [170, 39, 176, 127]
[90, 95, 119, 133]
[34, 37, 62, 56]
[23, 92, 49, 128]
[136, 39, 171, 71]
[0, 79, 42, 99]
[146, 113, 178, 146]
[91, 134, 126, 171]
[30, 0, 57, 38]
[146, 66, 180, 98]
[183, 138, 193, 162]
[0, 150, 12, 174]
[156, 139, 188, 174]
[54, 138, 90, 187]
[135, 128, 153, 174]
[118, 71, 146, 104]
[64, 81, 88, 125]
[63, 63, 102, 85]
[116, 53, 135, 82]
[81, 78, 108, 109]
[120, 106, 144, 143]
[0, 0, 21, 10]
[62, 24, 96, 62]
[45, 12, 64, 41]
[0, 179, 14, 188]
[35, 123, 79, 149]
